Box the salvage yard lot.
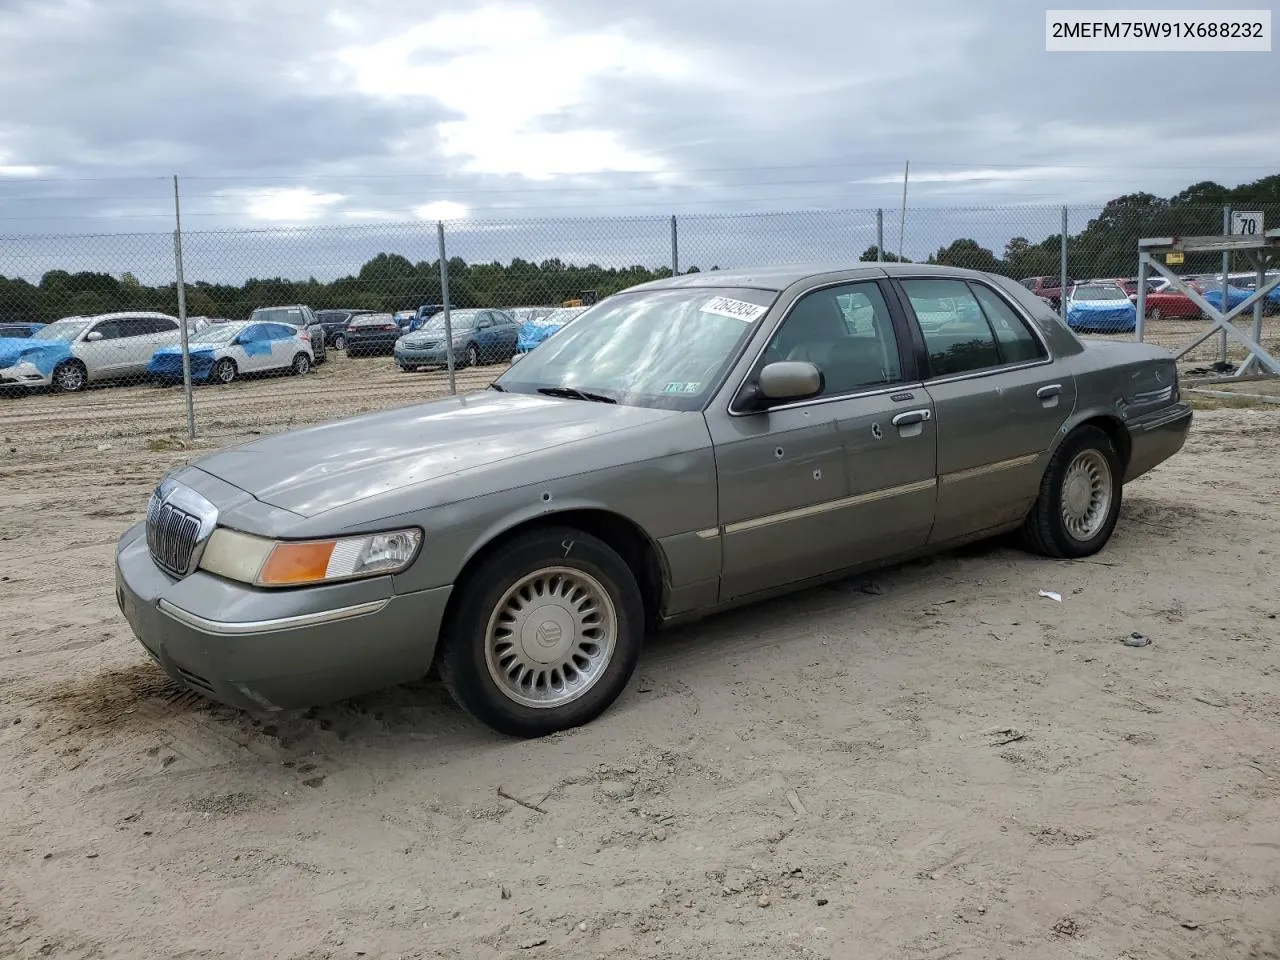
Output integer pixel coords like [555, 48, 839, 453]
[2, 353, 1279, 959]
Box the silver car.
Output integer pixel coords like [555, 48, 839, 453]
[0, 311, 190, 392]
[115, 264, 1192, 737]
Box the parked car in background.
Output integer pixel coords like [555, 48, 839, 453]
[0, 312, 187, 392]
[393, 310, 417, 331]
[407, 303, 457, 332]
[394, 308, 520, 370]
[515, 306, 587, 353]
[0, 322, 46, 338]
[507, 307, 553, 327]
[115, 263, 1192, 737]
[1063, 283, 1137, 333]
[314, 309, 374, 350]
[147, 320, 314, 384]
[1020, 275, 1074, 310]
[344, 313, 404, 357]
[1198, 282, 1253, 313]
[1139, 283, 1202, 321]
[247, 305, 326, 364]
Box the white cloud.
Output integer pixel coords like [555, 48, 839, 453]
[340, 208, 404, 222]
[413, 200, 469, 221]
[333, 4, 694, 178]
[235, 187, 347, 222]
[0, 164, 41, 177]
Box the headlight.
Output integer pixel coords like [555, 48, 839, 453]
[198, 527, 421, 587]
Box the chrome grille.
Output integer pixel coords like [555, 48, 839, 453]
[146, 496, 202, 577]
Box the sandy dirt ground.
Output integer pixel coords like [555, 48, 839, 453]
[2, 350, 1279, 960]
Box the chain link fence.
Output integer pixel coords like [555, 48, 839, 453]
[2, 204, 1278, 456]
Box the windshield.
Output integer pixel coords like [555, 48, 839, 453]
[191, 324, 243, 344]
[34, 320, 91, 341]
[416, 311, 480, 334]
[527, 308, 584, 327]
[250, 307, 304, 325]
[1074, 285, 1127, 301]
[495, 287, 776, 411]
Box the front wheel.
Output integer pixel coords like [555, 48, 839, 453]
[332, 333, 346, 350]
[212, 358, 237, 384]
[52, 360, 87, 393]
[1020, 425, 1122, 559]
[292, 353, 311, 375]
[466, 343, 481, 367]
[438, 527, 645, 738]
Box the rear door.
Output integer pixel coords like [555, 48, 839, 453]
[266, 323, 299, 369]
[235, 324, 272, 372]
[132, 316, 180, 376]
[894, 276, 1075, 545]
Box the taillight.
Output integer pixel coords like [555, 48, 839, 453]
[299, 331, 311, 341]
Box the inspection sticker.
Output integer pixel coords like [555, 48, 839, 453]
[663, 381, 702, 394]
[701, 296, 767, 323]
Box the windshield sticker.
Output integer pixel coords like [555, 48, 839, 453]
[700, 296, 767, 323]
[663, 381, 702, 394]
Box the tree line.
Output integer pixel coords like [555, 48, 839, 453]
[2, 175, 1277, 324]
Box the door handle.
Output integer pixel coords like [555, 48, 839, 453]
[1036, 384, 1063, 399]
[892, 408, 932, 427]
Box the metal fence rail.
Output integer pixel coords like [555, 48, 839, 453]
[2, 203, 1278, 455]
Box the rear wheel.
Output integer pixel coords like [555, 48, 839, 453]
[438, 527, 645, 738]
[1148, 306, 1162, 322]
[52, 360, 87, 393]
[1020, 425, 1122, 559]
[332, 333, 346, 350]
[212, 358, 237, 384]
[292, 353, 311, 375]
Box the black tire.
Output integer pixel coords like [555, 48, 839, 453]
[397, 364, 415, 373]
[332, 333, 346, 350]
[466, 342, 481, 367]
[1148, 306, 1162, 322]
[292, 353, 311, 375]
[438, 527, 645, 738]
[52, 360, 87, 393]
[212, 358, 237, 385]
[1020, 425, 1123, 559]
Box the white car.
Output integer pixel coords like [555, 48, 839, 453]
[0, 311, 191, 392]
[146, 319, 314, 385]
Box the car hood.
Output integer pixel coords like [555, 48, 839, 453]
[190, 390, 681, 518]
[0, 337, 70, 371]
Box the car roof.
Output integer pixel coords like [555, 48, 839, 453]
[54, 311, 178, 322]
[629, 262, 1006, 294]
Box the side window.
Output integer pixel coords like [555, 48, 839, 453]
[900, 278, 1002, 378]
[269, 324, 294, 340]
[150, 317, 179, 334]
[763, 282, 903, 397]
[239, 324, 264, 343]
[969, 283, 1047, 364]
[92, 319, 125, 340]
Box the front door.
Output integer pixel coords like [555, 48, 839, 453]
[708, 279, 938, 600]
[895, 277, 1076, 544]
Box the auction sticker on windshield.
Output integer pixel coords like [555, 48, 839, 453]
[663, 381, 702, 394]
[701, 296, 767, 323]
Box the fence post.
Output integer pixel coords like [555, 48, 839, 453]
[1059, 206, 1069, 321]
[876, 209, 884, 262]
[1220, 205, 1230, 363]
[173, 175, 195, 440]
[670, 215, 679, 275]
[437, 220, 456, 396]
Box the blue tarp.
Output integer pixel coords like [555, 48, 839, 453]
[516, 318, 567, 352]
[147, 345, 217, 380]
[0, 338, 71, 376]
[1201, 286, 1252, 311]
[1065, 301, 1137, 333]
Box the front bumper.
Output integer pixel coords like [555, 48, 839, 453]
[0, 361, 52, 388]
[1124, 401, 1193, 482]
[114, 522, 452, 711]
[394, 344, 460, 367]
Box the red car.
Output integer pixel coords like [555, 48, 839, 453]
[1142, 279, 1203, 321]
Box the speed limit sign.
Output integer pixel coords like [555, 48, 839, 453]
[1231, 210, 1264, 235]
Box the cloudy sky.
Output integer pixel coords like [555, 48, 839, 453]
[0, 0, 1274, 266]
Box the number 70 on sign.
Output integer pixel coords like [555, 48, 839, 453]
[1231, 210, 1264, 235]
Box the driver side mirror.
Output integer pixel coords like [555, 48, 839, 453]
[86, 330, 104, 342]
[740, 361, 824, 410]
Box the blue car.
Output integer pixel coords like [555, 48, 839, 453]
[515, 307, 587, 353]
[1063, 284, 1137, 334]
[1200, 284, 1252, 312]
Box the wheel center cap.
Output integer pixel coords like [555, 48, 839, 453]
[1065, 474, 1090, 515]
[519, 604, 574, 664]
